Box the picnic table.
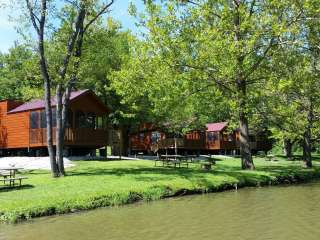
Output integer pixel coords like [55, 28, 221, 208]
[184, 155, 198, 162]
[155, 154, 189, 168]
[198, 155, 216, 171]
[265, 155, 277, 161]
[0, 167, 27, 187]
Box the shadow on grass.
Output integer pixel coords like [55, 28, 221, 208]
[65, 162, 277, 184]
[24, 158, 318, 185]
[271, 154, 320, 162]
[68, 166, 200, 178]
[0, 184, 34, 192]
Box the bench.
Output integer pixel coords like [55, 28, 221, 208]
[266, 155, 277, 161]
[0, 172, 11, 178]
[200, 162, 213, 171]
[156, 155, 181, 168]
[155, 158, 165, 166]
[167, 159, 181, 168]
[0, 176, 28, 187]
[179, 159, 189, 168]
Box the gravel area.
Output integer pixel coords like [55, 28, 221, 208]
[0, 157, 75, 170]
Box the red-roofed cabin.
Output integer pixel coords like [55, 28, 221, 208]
[0, 90, 108, 156]
[205, 122, 272, 154]
[205, 122, 237, 151]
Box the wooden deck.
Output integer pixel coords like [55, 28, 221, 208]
[29, 128, 108, 147]
[152, 138, 203, 152]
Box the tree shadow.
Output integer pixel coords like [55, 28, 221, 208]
[53, 157, 320, 185]
[0, 184, 34, 192]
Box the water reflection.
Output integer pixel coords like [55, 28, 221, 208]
[1, 182, 320, 240]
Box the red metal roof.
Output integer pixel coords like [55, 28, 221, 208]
[205, 122, 228, 132]
[8, 89, 89, 114]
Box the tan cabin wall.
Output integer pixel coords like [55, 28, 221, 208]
[0, 101, 30, 149]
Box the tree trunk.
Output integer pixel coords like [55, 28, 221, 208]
[239, 110, 254, 169]
[283, 138, 293, 160]
[121, 126, 130, 156]
[55, 11, 86, 173]
[56, 84, 65, 176]
[302, 134, 312, 168]
[302, 103, 313, 168]
[36, 1, 58, 177]
[119, 129, 123, 160]
[236, 70, 254, 169]
[43, 76, 58, 177]
[174, 136, 178, 155]
[234, 2, 254, 170]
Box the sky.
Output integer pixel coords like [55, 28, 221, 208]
[0, 0, 144, 53]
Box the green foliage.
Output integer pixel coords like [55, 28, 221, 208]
[0, 44, 43, 100]
[76, 19, 133, 125]
[258, 1, 320, 146]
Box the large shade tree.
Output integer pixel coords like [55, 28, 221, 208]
[120, 0, 303, 169]
[261, 1, 320, 167]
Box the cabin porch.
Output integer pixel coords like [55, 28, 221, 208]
[29, 127, 108, 148]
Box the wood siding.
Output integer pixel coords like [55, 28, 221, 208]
[130, 130, 166, 152]
[0, 101, 30, 149]
[0, 92, 109, 150]
[130, 129, 204, 152]
[130, 124, 272, 153]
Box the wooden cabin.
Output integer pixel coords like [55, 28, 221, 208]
[205, 122, 272, 154]
[129, 123, 166, 154]
[153, 131, 204, 154]
[205, 122, 236, 152]
[129, 123, 205, 154]
[0, 89, 108, 156]
[129, 122, 272, 155]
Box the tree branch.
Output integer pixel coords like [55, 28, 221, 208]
[25, 0, 40, 35]
[83, 0, 114, 33]
[58, 5, 86, 81]
[243, 37, 276, 80]
[249, 0, 256, 17]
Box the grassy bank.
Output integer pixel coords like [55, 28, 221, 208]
[0, 156, 320, 223]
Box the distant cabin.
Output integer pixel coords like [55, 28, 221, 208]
[129, 122, 272, 155]
[129, 123, 166, 153]
[0, 89, 108, 156]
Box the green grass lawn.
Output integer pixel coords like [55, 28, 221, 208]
[0, 156, 319, 223]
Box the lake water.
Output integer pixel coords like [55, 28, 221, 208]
[1, 182, 320, 240]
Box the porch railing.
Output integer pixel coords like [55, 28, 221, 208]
[29, 128, 107, 146]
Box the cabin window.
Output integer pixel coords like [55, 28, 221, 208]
[96, 116, 106, 129]
[139, 133, 144, 142]
[66, 110, 73, 128]
[151, 131, 161, 144]
[40, 110, 46, 128]
[76, 111, 86, 128]
[96, 116, 103, 129]
[52, 108, 57, 127]
[207, 132, 219, 142]
[86, 112, 96, 129]
[30, 111, 39, 129]
[101, 115, 107, 129]
[37, 108, 62, 128]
